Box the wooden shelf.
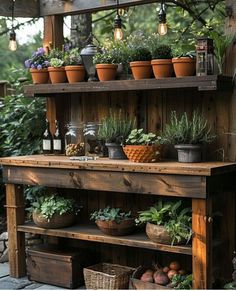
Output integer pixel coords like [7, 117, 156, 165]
[18, 223, 192, 255]
[24, 75, 232, 97]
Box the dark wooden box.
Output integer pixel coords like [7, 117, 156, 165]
[26, 245, 87, 289]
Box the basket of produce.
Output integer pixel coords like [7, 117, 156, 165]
[129, 261, 192, 289]
[83, 262, 135, 289]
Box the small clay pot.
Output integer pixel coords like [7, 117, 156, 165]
[48, 66, 67, 83]
[151, 59, 173, 79]
[172, 57, 196, 77]
[30, 68, 49, 84]
[96, 64, 118, 81]
[130, 61, 152, 80]
[65, 65, 85, 83]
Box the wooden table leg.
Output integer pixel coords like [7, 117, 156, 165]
[6, 184, 26, 277]
[192, 198, 212, 289]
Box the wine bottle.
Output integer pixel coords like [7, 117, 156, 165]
[53, 120, 64, 154]
[42, 119, 53, 154]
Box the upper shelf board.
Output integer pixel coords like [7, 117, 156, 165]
[24, 75, 232, 97]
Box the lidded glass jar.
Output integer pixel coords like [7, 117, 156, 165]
[83, 122, 101, 156]
[65, 123, 85, 156]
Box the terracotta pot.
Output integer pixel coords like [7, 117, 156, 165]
[65, 65, 85, 83]
[123, 145, 162, 163]
[151, 59, 173, 79]
[172, 57, 196, 77]
[95, 218, 135, 236]
[48, 66, 67, 83]
[33, 211, 76, 229]
[30, 68, 49, 84]
[96, 64, 118, 81]
[130, 61, 152, 80]
[146, 222, 186, 245]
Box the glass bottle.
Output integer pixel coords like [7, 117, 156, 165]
[53, 120, 64, 155]
[84, 122, 101, 156]
[65, 123, 85, 156]
[42, 119, 53, 154]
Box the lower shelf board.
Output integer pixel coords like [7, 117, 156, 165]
[18, 223, 192, 255]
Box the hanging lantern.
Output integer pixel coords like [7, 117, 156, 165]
[196, 37, 214, 76]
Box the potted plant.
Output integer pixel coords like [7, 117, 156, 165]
[29, 194, 79, 229]
[24, 47, 50, 84]
[162, 110, 216, 163]
[151, 44, 173, 79]
[136, 200, 192, 246]
[129, 47, 152, 80]
[64, 48, 85, 83]
[93, 46, 118, 81]
[98, 110, 135, 159]
[48, 49, 67, 83]
[90, 206, 135, 236]
[123, 128, 163, 163]
[172, 48, 196, 77]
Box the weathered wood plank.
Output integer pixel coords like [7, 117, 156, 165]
[2, 166, 206, 198]
[1, 156, 236, 176]
[18, 223, 192, 255]
[0, 0, 39, 17]
[6, 184, 26, 278]
[23, 76, 232, 97]
[192, 198, 212, 289]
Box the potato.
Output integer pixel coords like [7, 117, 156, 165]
[169, 261, 181, 271]
[153, 270, 169, 286]
[140, 270, 154, 283]
[167, 269, 178, 280]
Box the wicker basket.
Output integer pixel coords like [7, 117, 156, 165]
[95, 219, 136, 236]
[83, 263, 135, 289]
[123, 145, 161, 163]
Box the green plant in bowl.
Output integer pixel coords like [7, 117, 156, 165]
[90, 206, 132, 223]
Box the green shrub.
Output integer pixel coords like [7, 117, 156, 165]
[152, 45, 173, 59]
[129, 47, 152, 62]
[90, 206, 132, 223]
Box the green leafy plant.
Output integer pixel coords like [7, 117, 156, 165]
[125, 128, 163, 145]
[93, 45, 120, 64]
[29, 194, 79, 221]
[171, 274, 193, 289]
[98, 110, 135, 144]
[90, 206, 132, 223]
[50, 58, 64, 67]
[152, 45, 173, 59]
[129, 47, 152, 62]
[64, 48, 82, 66]
[162, 110, 216, 145]
[172, 47, 196, 59]
[136, 200, 192, 245]
[209, 31, 234, 74]
[48, 49, 65, 67]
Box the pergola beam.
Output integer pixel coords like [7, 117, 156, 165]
[0, 0, 39, 17]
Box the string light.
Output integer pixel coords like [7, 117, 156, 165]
[158, 2, 168, 36]
[9, 0, 17, 51]
[114, 0, 123, 41]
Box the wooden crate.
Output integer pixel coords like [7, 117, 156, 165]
[26, 245, 87, 288]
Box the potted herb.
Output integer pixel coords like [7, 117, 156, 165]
[172, 48, 196, 77]
[48, 49, 67, 83]
[90, 206, 135, 236]
[24, 47, 50, 84]
[151, 44, 173, 79]
[136, 200, 192, 246]
[30, 194, 79, 229]
[93, 46, 118, 81]
[123, 128, 163, 163]
[162, 111, 216, 163]
[98, 110, 135, 159]
[64, 48, 85, 83]
[129, 47, 152, 80]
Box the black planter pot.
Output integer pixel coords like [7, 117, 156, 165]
[175, 144, 202, 163]
[105, 143, 127, 160]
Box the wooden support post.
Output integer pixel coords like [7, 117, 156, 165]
[192, 198, 212, 289]
[6, 184, 26, 278]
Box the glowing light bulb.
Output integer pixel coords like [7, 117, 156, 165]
[158, 23, 168, 36]
[9, 30, 17, 51]
[114, 28, 123, 41]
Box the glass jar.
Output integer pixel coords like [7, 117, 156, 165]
[65, 123, 85, 156]
[83, 122, 101, 156]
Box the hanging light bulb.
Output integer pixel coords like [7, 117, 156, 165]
[9, 30, 17, 51]
[9, 0, 17, 51]
[114, 0, 123, 41]
[158, 2, 168, 36]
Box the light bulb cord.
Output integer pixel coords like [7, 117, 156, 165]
[11, 0, 16, 30]
[116, 0, 119, 15]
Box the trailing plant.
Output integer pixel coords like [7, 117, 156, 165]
[29, 194, 79, 221]
[129, 47, 152, 62]
[64, 48, 82, 66]
[162, 110, 216, 145]
[136, 200, 192, 245]
[90, 206, 132, 223]
[209, 31, 234, 74]
[152, 45, 173, 59]
[125, 128, 163, 145]
[98, 110, 135, 144]
[24, 47, 50, 70]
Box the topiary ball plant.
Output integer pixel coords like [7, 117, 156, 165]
[152, 45, 173, 60]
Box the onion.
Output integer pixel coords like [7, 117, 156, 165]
[153, 270, 169, 286]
